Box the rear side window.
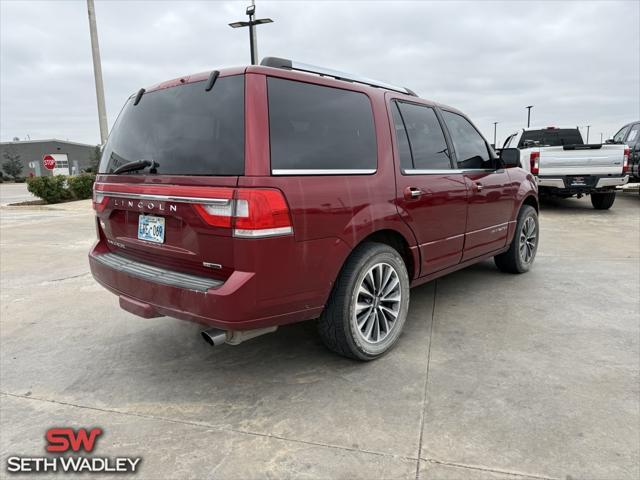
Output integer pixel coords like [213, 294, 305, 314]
[267, 78, 376, 172]
[99, 75, 244, 175]
[519, 128, 584, 147]
[395, 102, 451, 170]
[441, 110, 490, 169]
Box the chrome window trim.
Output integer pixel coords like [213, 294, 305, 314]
[102, 191, 230, 205]
[402, 168, 496, 175]
[271, 169, 376, 176]
[233, 226, 294, 238]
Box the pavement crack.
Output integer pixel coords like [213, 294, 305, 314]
[422, 457, 560, 480]
[0, 391, 418, 463]
[43, 272, 91, 283]
[415, 280, 437, 480]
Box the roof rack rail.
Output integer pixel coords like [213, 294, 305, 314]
[261, 57, 417, 97]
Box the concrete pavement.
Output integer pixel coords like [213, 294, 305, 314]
[0, 194, 638, 479]
[0, 183, 37, 206]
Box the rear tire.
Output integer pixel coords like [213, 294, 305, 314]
[590, 191, 616, 210]
[318, 242, 410, 361]
[494, 205, 539, 274]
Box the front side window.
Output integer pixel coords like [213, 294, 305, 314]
[99, 76, 245, 175]
[503, 133, 516, 149]
[441, 110, 490, 169]
[395, 102, 451, 170]
[267, 78, 377, 172]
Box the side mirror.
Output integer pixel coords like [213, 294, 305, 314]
[605, 138, 615, 144]
[499, 148, 521, 168]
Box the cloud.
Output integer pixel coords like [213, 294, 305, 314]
[1, 0, 638, 145]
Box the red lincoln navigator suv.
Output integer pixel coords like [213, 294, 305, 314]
[89, 57, 538, 360]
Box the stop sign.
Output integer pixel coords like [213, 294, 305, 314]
[43, 155, 56, 170]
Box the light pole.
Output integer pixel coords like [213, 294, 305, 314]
[493, 122, 498, 146]
[229, 1, 273, 65]
[86, 0, 108, 144]
[600, 133, 603, 144]
[526, 105, 533, 128]
[585, 125, 591, 143]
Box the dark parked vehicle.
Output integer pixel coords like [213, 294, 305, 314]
[89, 58, 539, 360]
[608, 121, 640, 181]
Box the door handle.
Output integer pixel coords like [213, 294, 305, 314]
[474, 182, 484, 192]
[404, 187, 423, 200]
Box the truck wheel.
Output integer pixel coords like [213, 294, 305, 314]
[590, 191, 616, 210]
[494, 205, 538, 274]
[318, 242, 410, 361]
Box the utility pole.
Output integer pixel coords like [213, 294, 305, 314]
[585, 125, 591, 143]
[493, 122, 498, 146]
[229, 1, 273, 65]
[600, 133, 603, 144]
[526, 105, 533, 128]
[87, 0, 108, 144]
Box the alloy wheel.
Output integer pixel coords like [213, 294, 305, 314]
[353, 262, 402, 344]
[519, 216, 537, 264]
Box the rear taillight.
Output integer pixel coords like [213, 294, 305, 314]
[92, 189, 108, 213]
[623, 146, 630, 173]
[530, 151, 540, 175]
[194, 188, 293, 238]
[233, 189, 293, 237]
[193, 203, 234, 227]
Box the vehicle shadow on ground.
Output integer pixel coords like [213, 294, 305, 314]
[539, 191, 639, 212]
[71, 264, 497, 407]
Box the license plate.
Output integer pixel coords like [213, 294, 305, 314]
[137, 215, 165, 244]
[569, 176, 586, 186]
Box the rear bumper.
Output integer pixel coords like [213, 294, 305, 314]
[595, 175, 629, 188]
[89, 248, 324, 330]
[537, 175, 628, 193]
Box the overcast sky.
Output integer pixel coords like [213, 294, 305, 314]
[1, 0, 638, 146]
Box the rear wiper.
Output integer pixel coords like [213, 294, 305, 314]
[112, 159, 158, 175]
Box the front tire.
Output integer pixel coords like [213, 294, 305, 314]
[590, 191, 616, 210]
[494, 205, 539, 274]
[318, 243, 410, 361]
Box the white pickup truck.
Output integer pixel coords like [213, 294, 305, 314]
[503, 127, 630, 209]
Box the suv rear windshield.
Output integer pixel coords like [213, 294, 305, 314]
[99, 75, 244, 176]
[518, 128, 584, 147]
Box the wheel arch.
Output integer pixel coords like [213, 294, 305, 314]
[521, 194, 539, 213]
[352, 229, 417, 281]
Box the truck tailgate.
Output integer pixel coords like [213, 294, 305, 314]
[538, 146, 624, 176]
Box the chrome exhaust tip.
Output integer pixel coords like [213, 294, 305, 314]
[201, 326, 278, 347]
[201, 328, 227, 347]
